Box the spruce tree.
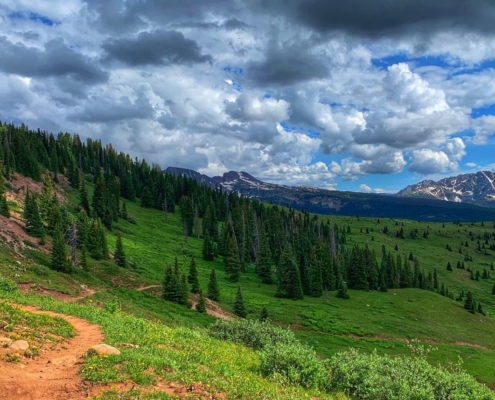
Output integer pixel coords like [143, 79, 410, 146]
[51, 223, 70, 273]
[39, 174, 56, 221]
[233, 286, 247, 318]
[114, 233, 126, 267]
[202, 230, 214, 261]
[163, 265, 180, 303]
[179, 272, 191, 308]
[308, 246, 323, 297]
[275, 243, 304, 300]
[80, 244, 88, 271]
[224, 235, 241, 282]
[336, 276, 350, 299]
[0, 164, 10, 218]
[379, 269, 388, 292]
[446, 262, 453, 271]
[260, 307, 269, 322]
[79, 179, 90, 215]
[492, 283, 495, 295]
[196, 289, 206, 313]
[478, 302, 484, 315]
[23, 191, 45, 237]
[207, 269, 220, 301]
[257, 231, 273, 284]
[464, 291, 476, 314]
[187, 256, 200, 294]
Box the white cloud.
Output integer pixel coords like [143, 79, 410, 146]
[359, 184, 372, 192]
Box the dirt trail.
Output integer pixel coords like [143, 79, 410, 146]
[135, 284, 161, 291]
[18, 284, 97, 303]
[0, 305, 104, 400]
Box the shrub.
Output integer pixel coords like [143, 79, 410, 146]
[0, 275, 18, 292]
[259, 342, 328, 390]
[208, 318, 297, 350]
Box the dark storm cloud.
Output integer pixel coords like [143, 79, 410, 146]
[247, 44, 328, 86]
[0, 37, 108, 84]
[253, 0, 495, 36]
[102, 30, 212, 67]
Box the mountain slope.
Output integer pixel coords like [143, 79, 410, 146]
[398, 171, 495, 207]
[165, 167, 495, 221]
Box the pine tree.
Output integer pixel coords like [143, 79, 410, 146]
[336, 276, 350, 299]
[233, 286, 247, 318]
[276, 243, 304, 300]
[187, 256, 200, 294]
[179, 272, 191, 308]
[224, 235, 241, 282]
[207, 269, 220, 301]
[260, 307, 269, 322]
[114, 233, 126, 267]
[379, 269, 388, 292]
[162, 265, 180, 303]
[464, 291, 476, 314]
[478, 302, 484, 315]
[51, 223, 70, 273]
[79, 179, 90, 215]
[0, 163, 10, 218]
[202, 230, 215, 261]
[446, 262, 453, 271]
[196, 289, 206, 313]
[23, 191, 45, 237]
[308, 246, 323, 297]
[492, 283, 495, 295]
[39, 174, 56, 221]
[257, 231, 273, 284]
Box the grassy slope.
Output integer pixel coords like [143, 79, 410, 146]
[2, 181, 495, 387]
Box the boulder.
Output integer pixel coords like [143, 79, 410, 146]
[10, 340, 29, 351]
[87, 344, 120, 356]
[0, 336, 12, 346]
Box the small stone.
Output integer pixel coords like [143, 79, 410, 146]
[87, 344, 120, 356]
[10, 340, 29, 351]
[0, 337, 13, 346]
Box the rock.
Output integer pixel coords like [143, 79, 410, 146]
[87, 344, 120, 356]
[10, 340, 29, 351]
[119, 343, 139, 349]
[0, 336, 13, 346]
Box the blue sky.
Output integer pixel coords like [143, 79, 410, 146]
[1, 1, 495, 192]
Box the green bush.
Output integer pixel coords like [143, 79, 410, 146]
[259, 342, 328, 390]
[208, 318, 298, 350]
[0, 275, 18, 292]
[326, 348, 495, 400]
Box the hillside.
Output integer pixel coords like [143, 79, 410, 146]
[165, 167, 495, 221]
[398, 171, 495, 207]
[1, 123, 495, 398]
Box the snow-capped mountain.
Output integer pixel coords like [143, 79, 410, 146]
[397, 171, 495, 207]
[164, 167, 495, 221]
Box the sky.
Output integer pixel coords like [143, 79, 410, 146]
[1, 1, 495, 193]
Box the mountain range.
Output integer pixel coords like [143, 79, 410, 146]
[164, 167, 495, 222]
[397, 171, 495, 207]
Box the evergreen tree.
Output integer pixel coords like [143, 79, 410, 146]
[0, 163, 10, 218]
[478, 302, 484, 315]
[379, 269, 388, 292]
[23, 191, 45, 237]
[233, 286, 247, 318]
[257, 231, 273, 284]
[308, 246, 323, 297]
[492, 283, 495, 295]
[196, 289, 206, 313]
[276, 243, 304, 300]
[51, 223, 70, 273]
[162, 265, 180, 303]
[179, 272, 191, 308]
[446, 262, 453, 271]
[336, 276, 350, 299]
[187, 256, 200, 294]
[202, 230, 215, 261]
[207, 269, 220, 301]
[260, 307, 269, 322]
[79, 179, 90, 215]
[80, 244, 88, 271]
[224, 235, 241, 281]
[464, 291, 476, 314]
[38, 174, 56, 221]
[114, 233, 126, 267]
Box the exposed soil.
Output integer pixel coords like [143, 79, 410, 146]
[0, 305, 104, 400]
[191, 296, 234, 321]
[135, 284, 162, 292]
[18, 283, 97, 303]
[5, 173, 68, 205]
[0, 215, 49, 254]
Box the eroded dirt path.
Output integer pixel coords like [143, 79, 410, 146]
[0, 305, 104, 400]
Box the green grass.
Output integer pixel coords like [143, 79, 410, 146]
[3, 180, 495, 390]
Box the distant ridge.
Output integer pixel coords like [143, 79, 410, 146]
[164, 167, 495, 222]
[397, 171, 495, 208]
